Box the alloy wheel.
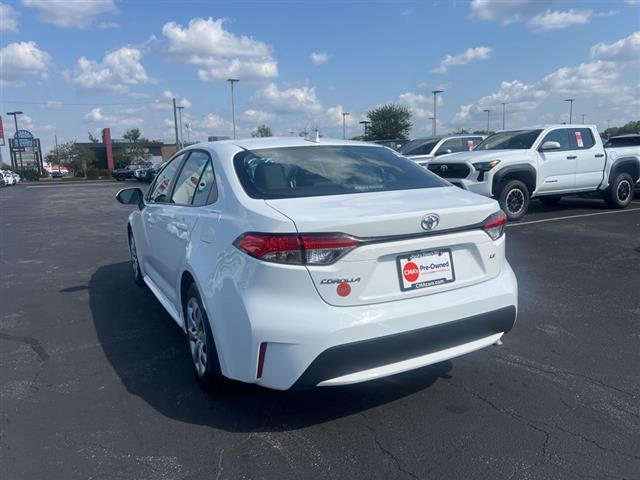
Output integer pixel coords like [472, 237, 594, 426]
[186, 297, 208, 377]
[617, 180, 631, 203]
[506, 188, 525, 215]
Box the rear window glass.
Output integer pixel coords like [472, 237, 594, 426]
[234, 145, 448, 199]
[605, 136, 640, 147]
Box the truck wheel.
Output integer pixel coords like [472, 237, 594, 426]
[498, 179, 530, 221]
[605, 173, 634, 209]
[539, 195, 562, 206]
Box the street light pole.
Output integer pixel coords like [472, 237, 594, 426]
[501, 102, 507, 130]
[227, 78, 239, 139]
[172, 98, 180, 150]
[581, 114, 586, 124]
[564, 98, 575, 124]
[342, 112, 350, 139]
[432, 90, 444, 136]
[176, 106, 185, 148]
[6, 111, 24, 169]
[483, 109, 491, 133]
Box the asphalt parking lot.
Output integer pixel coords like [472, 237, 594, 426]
[1, 181, 639, 480]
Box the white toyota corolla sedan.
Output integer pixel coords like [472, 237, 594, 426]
[116, 137, 518, 390]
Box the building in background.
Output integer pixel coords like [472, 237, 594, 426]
[76, 128, 178, 171]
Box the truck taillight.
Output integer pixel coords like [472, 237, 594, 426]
[234, 233, 360, 265]
[483, 211, 507, 240]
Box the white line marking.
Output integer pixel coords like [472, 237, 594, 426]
[26, 183, 119, 189]
[508, 207, 640, 227]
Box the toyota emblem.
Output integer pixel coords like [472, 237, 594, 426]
[439, 165, 449, 172]
[421, 214, 440, 231]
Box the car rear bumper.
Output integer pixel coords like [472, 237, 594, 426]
[219, 262, 517, 390]
[291, 305, 515, 389]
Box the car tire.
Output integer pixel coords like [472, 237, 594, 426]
[115, 176, 124, 181]
[498, 179, 530, 221]
[539, 195, 562, 206]
[604, 172, 634, 209]
[128, 231, 145, 287]
[183, 284, 222, 388]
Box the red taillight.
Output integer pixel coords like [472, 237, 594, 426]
[483, 211, 507, 240]
[234, 233, 360, 265]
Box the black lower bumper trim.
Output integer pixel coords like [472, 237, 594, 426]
[291, 305, 516, 390]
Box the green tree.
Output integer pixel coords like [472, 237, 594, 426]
[46, 141, 97, 177]
[120, 128, 151, 166]
[364, 104, 412, 141]
[602, 120, 639, 139]
[451, 128, 469, 134]
[252, 124, 273, 137]
[88, 131, 100, 143]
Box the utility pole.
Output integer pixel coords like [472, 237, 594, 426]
[359, 120, 370, 137]
[501, 102, 507, 130]
[483, 109, 491, 133]
[172, 98, 180, 150]
[432, 90, 444, 136]
[342, 112, 350, 139]
[581, 114, 586, 124]
[176, 106, 185, 149]
[564, 98, 575, 124]
[6, 111, 24, 169]
[227, 78, 239, 139]
[55, 134, 61, 173]
[607, 119, 610, 130]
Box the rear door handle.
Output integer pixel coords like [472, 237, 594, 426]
[595, 154, 604, 158]
[566, 155, 577, 160]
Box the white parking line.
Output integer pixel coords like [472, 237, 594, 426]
[26, 183, 119, 188]
[508, 207, 640, 227]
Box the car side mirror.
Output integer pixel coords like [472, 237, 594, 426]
[116, 187, 144, 210]
[540, 141, 561, 151]
[436, 148, 452, 156]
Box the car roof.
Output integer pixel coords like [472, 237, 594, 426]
[194, 136, 381, 151]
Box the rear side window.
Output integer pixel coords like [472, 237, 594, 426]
[467, 137, 484, 150]
[540, 129, 572, 151]
[234, 145, 448, 199]
[192, 160, 217, 206]
[570, 128, 595, 149]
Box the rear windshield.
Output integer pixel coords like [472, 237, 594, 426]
[400, 139, 439, 156]
[234, 145, 448, 199]
[474, 129, 543, 150]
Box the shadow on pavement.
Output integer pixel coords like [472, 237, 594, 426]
[88, 262, 451, 432]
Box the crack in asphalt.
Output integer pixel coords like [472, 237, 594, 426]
[485, 350, 637, 397]
[0, 332, 50, 361]
[360, 419, 421, 480]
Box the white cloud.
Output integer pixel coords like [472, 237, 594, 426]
[432, 46, 492, 74]
[398, 92, 435, 119]
[199, 113, 231, 130]
[20, 114, 55, 133]
[44, 100, 64, 108]
[84, 107, 143, 127]
[590, 31, 640, 63]
[310, 52, 330, 66]
[242, 109, 275, 123]
[161, 17, 278, 82]
[20, 0, 117, 28]
[0, 41, 52, 87]
[69, 46, 153, 93]
[98, 21, 119, 29]
[470, 0, 553, 25]
[325, 105, 356, 126]
[153, 90, 191, 109]
[529, 9, 592, 30]
[0, 3, 19, 32]
[541, 60, 619, 95]
[254, 83, 322, 114]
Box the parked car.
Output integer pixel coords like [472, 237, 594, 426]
[112, 163, 151, 181]
[51, 171, 63, 179]
[0, 174, 5, 187]
[1, 170, 16, 186]
[400, 135, 485, 167]
[372, 139, 411, 151]
[134, 162, 166, 183]
[116, 138, 517, 391]
[425, 125, 640, 220]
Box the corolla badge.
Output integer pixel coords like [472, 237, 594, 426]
[421, 214, 440, 231]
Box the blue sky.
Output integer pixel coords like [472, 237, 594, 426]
[1, 0, 639, 156]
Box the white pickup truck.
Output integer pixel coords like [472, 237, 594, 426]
[424, 125, 640, 220]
